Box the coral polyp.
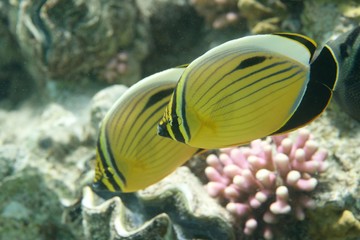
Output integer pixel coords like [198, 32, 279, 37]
[205, 128, 328, 239]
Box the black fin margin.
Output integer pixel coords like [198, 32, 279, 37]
[273, 45, 338, 134]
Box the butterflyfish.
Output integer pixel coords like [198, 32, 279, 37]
[157, 33, 338, 149]
[326, 26, 360, 122]
[92, 67, 200, 192]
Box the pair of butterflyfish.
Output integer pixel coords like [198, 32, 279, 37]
[94, 28, 359, 193]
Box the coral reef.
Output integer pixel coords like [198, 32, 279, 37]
[0, 0, 148, 85]
[190, 0, 240, 29]
[138, 0, 206, 75]
[0, 168, 78, 240]
[190, 0, 288, 33]
[0, 66, 359, 240]
[82, 167, 234, 240]
[0, 101, 94, 239]
[0, 17, 34, 105]
[238, 0, 288, 33]
[102, 51, 131, 83]
[308, 208, 360, 240]
[0, 2, 360, 240]
[1, 0, 358, 93]
[205, 129, 328, 239]
[342, 3, 360, 21]
[303, 105, 360, 240]
[89, 84, 128, 130]
[190, 0, 304, 34]
[300, 0, 354, 44]
[0, 145, 28, 180]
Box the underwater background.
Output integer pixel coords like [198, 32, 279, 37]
[0, 0, 360, 239]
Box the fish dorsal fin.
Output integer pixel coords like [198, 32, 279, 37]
[273, 33, 318, 61]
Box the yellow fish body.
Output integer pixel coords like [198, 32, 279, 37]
[93, 67, 199, 192]
[157, 33, 338, 149]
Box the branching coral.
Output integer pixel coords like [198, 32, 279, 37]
[205, 128, 328, 239]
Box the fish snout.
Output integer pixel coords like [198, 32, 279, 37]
[157, 122, 171, 139]
[91, 180, 109, 193]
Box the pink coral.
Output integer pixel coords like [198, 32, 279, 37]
[205, 128, 328, 239]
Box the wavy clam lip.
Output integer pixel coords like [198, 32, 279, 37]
[82, 167, 235, 240]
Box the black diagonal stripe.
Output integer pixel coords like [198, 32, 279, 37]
[193, 53, 264, 107]
[103, 130, 127, 187]
[190, 48, 238, 99]
[126, 101, 169, 157]
[96, 137, 122, 191]
[125, 87, 173, 152]
[207, 64, 296, 114]
[180, 81, 191, 141]
[169, 88, 186, 143]
[113, 95, 143, 151]
[140, 88, 174, 115]
[232, 56, 267, 70]
[212, 69, 303, 118]
[198, 60, 288, 111]
[213, 76, 305, 140]
[116, 87, 162, 154]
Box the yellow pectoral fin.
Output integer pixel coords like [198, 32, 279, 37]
[184, 108, 216, 148]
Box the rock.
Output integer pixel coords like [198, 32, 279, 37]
[0, 145, 28, 180]
[301, 1, 343, 44]
[299, 104, 360, 240]
[138, 0, 205, 75]
[308, 209, 360, 240]
[190, 0, 240, 29]
[0, 169, 79, 239]
[0, 17, 34, 105]
[32, 103, 87, 161]
[238, 0, 287, 34]
[90, 84, 128, 130]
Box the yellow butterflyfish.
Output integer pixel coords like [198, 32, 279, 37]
[157, 33, 338, 149]
[92, 67, 200, 192]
